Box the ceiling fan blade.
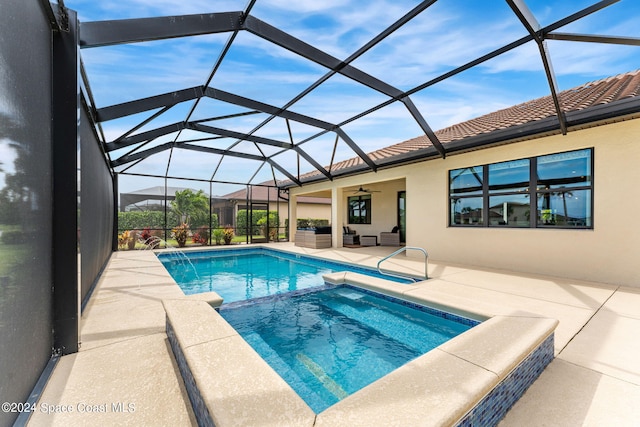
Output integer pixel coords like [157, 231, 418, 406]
[351, 186, 380, 193]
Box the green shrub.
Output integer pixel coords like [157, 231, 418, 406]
[118, 210, 218, 231]
[236, 210, 279, 236]
[257, 212, 279, 238]
[118, 211, 165, 230]
[169, 189, 215, 229]
[0, 230, 25, 245]
[296, 218, 329, 228]
[212, 228, 224, 245]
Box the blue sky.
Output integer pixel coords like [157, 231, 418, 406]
[62, 0, 639, 195]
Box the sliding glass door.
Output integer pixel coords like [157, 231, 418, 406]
[398, 191, 406, 243]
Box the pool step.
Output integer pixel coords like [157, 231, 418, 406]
[320, 294, 469, 354]
[296, 353, 348, 400]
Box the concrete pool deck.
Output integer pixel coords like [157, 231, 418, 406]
[28, 243, 640, 426]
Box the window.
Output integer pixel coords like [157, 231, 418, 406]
[450, 167, 483, 225]
[348, 195, 371, 224]
[536, 149, 592, 227]
[449, 148, 593, 229]
[488, 159, 530, 227]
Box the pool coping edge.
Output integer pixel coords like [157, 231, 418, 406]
[163, 285, 557, 426]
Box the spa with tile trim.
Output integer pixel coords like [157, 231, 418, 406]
[163, 271, 557, 426]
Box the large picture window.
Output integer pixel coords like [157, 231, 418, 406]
[449, 148, 593, 229]
[348, 195, 371, 224]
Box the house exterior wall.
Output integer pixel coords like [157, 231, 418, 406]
[408, 119, 638, 287]
[341, 179, 406, 237]
[291, 174, 407, 246]
[291, 118, 640, 288]
[295, 202, 331, 224]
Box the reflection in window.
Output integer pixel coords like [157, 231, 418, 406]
[537, 189, 591, 227]
[450, 167, 483, 195]
[488, 159, 530, 227]
[451, 197, 483, 225]
[450, 167, 483, 226]
[449, 149, 592, 229]
[537, 149, 591, 190]
[489, 159, 529, 193]
[489, 194, 531, 226]
[348, 195, 371, 224]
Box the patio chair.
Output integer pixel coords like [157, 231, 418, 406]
[343, 226, 360, 246]
[380, 226, 400, 246]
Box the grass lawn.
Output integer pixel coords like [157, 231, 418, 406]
[0, 242, 28, 277]
[0, 224, 29, 276]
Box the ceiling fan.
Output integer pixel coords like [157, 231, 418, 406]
[351, 186, 381, 194]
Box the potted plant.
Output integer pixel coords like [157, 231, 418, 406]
[172, 223, 190, 248]
[118, 230, 135, 250]
[141, 228, 160, 249]
[222, 226, 234, 245]
[212, 228, 224, 245]
[117, 231, 128, 250]
[192, 226, 209, 245]
[127, 230, 137, 250]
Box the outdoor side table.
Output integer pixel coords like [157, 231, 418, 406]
[361, 235, 378, 246]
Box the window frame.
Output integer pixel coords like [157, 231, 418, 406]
[347, 194, 372, 225]
[449, 148, 594, 229]
[487, 158, 532, 228]
[449, 166, 484, 226]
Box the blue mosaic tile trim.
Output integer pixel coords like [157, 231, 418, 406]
[343, 284, 481, 327]
[219, 283, 479, 329]
[267, 248, 419, 282]
[166, 320, 215, 427]
[456, 333, 555, 427]
[157, 246, 261, 261]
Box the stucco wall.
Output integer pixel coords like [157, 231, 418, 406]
[341, 179, 405, 237]
[404, 119, 639, 287]
[290, 177, 406, 245]
[291, 118, 640, 288]
[295, 202, 331, 223]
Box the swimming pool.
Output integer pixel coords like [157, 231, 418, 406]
[219, 285, 478, 413]
[158, 247, 416, 303]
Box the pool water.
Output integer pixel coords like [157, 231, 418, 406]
[219, 286, 477, 413]
[158, 248, 414, 303]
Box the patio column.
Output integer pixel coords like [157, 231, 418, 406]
[289, 193, 298, 243]
[331, 187, 344, 248]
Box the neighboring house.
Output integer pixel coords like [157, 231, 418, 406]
[288, 70, 640, 287]
[119, 186, 194, 212]
[217, 183, 331, 228]
[119, 183, 331, 230]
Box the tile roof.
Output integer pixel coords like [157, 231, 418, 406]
[297, 70, 640, 182]
[219, 183, 330, 204]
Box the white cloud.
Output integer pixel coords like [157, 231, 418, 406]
[68, 0, 246, 21]
[67, 0, 640, 191]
